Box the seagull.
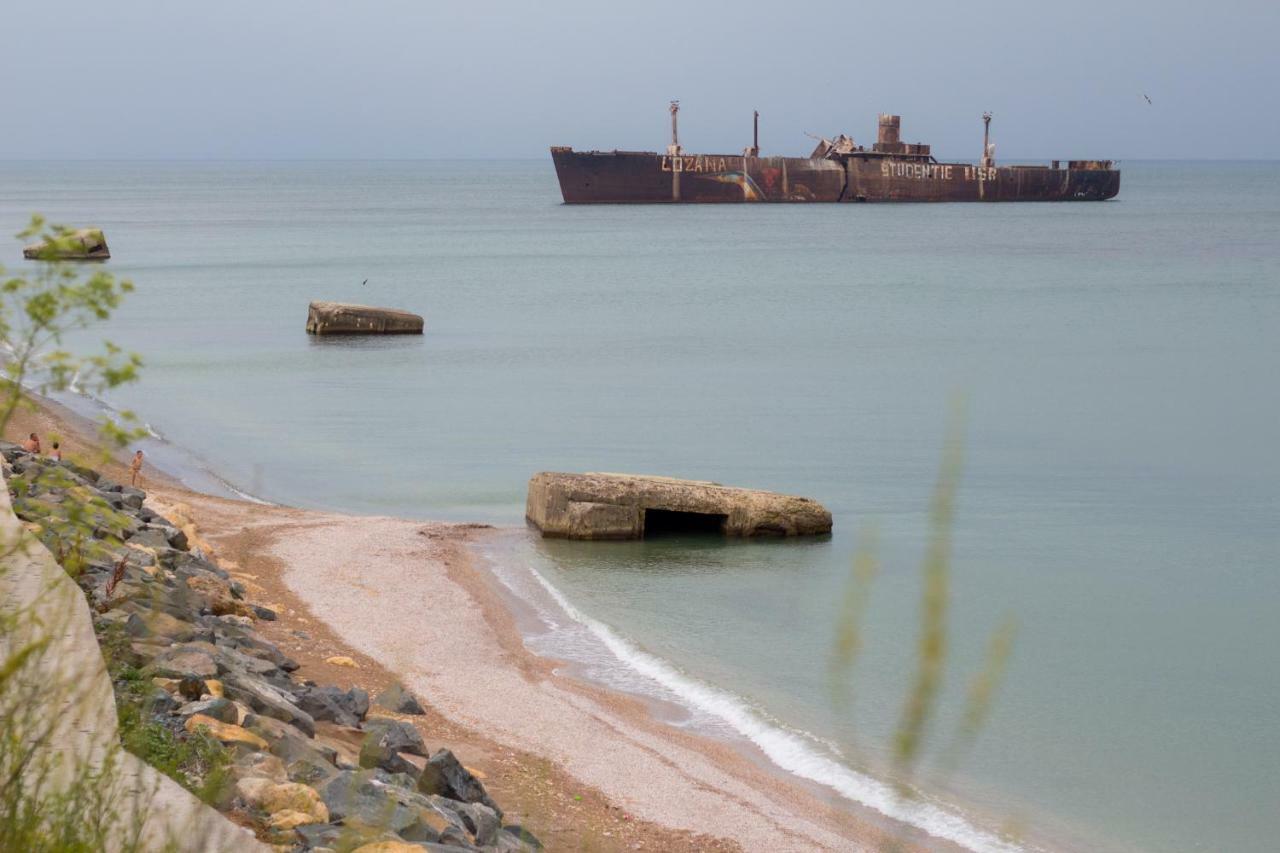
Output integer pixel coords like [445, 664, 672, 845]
[361, 279, 368, 286]
[1142, 93, 1152, 105]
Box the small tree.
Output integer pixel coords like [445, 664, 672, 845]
[0, 215, 153, 851]
[0, 215, 142, 448]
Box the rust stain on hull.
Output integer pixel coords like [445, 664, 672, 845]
[550, 112, 1120, 204]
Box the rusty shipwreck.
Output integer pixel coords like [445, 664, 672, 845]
[551, 104, 1119, 204]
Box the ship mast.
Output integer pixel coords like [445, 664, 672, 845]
[668, 101, 681, 156]
[981, 111, 995, 167]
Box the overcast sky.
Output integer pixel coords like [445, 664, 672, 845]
[4, 0, 1276, 160]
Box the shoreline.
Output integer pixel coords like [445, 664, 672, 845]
[9, 392, 970, 852]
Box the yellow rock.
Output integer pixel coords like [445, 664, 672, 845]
[267, 809, 321, 830]
[260, 782, 328, 823]
[204, 679, 224, 698]
[152, 677, 180, 693]
[184, 714, 269, 750]
[352, 842, 425, 853]
[325, 655, 358, 668]
[185, 574, 253, 617]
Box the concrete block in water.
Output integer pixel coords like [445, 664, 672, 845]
[23, 228, 110, 260]
[526, 471, 832, 540]
[305, 301, 424, 336]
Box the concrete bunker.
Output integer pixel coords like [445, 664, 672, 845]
[23, 228, 110, 261]
[526, 472, 832, 541]
[305, 301, 424, 336]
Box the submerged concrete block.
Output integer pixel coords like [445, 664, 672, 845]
[23, 228, 110, 260]
[526, 472, 832, 540]
[305, 301, 424, 336]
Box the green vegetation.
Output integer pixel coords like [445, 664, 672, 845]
[100, 626, 235, 807]
[1, 215, 142, 454]
[0, 215, 156, 853]
[829, 401, 1019, 845]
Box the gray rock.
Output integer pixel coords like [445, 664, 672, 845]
[164, 525, 189, 550]
[114, 488, 146, 511]
[417, 750, 500, 817]
[163, 550, 229, 579]
[126, 527, 171, 550]
[215, 644, 282, 679]
[363, 717, 427, 757]
[435, 825, 475, 849]
[320, 769, 427, 831]
[293, 823, 344, 849]
[298, 685, 369, 728]
[373, 682, 426, 716]
[222, 671, 316, 737]
[358, 737, 421, 778]
[498, 825, 544, 851]
[248, 716, 334, 766]
[287, 756, 337, 787]
[146, 688, 182, 716]
[177, 697, 238, 723]
[123, 610, 197, 642]
[150, 646, 218, 680]
[251, 605, 277, 621]
[455, 802, 501, 846]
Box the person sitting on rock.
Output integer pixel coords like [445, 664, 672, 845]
[130, 449, 144, 486]
[21, 433, 40, 454]
[49, 441, 61, 462]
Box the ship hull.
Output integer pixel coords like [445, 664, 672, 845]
[551, 148, 1119, 203]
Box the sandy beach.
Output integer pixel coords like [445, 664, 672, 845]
[10, 394, 951, 852]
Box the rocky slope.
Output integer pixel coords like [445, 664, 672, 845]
[3, 443, 541, 853]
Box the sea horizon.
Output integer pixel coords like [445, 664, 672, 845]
[4, 157, 1278, 852]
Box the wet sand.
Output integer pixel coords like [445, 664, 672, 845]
[8, 394, 947, 852]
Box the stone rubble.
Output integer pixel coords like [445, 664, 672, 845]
[3, 442, 540, 853]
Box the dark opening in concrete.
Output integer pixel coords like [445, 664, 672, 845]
[643, 509, 728, 537]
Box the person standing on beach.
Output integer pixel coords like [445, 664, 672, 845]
[49, 441, 61, 462]
[130, 449, 144, 486]
[21, 433, 40, 453]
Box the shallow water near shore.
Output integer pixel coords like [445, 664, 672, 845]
[3, 159, 1279, 852]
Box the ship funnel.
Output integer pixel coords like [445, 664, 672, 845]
[877, 114, 901, 147]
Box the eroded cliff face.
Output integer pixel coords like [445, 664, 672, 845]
[526, 471, 832, 540]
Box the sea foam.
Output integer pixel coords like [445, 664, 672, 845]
[524, 562, 1027, 853]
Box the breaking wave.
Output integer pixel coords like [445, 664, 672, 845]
[522, 561, 1026, 853]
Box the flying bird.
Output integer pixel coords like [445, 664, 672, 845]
[1142, 93, 1152, 105]
[361, 279, 368, 286]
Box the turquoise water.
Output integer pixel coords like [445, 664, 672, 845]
[2, 160, 1277, 851]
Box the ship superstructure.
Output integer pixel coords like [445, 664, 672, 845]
[551, 105, 1119, 203]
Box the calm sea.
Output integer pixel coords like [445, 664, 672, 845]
[2, 159, 1276, 852]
